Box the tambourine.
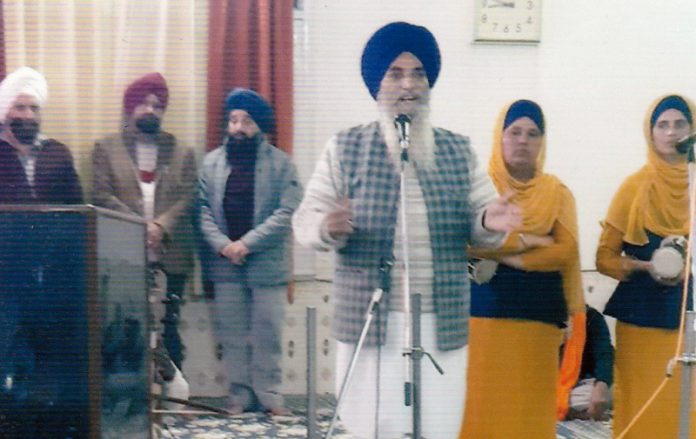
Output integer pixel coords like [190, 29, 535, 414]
[650, 235, 687, 280]
[468, 258, 498, 285]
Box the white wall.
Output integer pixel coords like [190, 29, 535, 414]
[293, 0, 696, 275]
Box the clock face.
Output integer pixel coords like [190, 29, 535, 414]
[474, 0, 542, 43]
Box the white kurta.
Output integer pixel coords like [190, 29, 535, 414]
[136, 141, 158, 261]
[335, 162, 465, 438]
[293, 131, 503, 439]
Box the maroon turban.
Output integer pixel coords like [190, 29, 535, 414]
[123, 72, 169, 116]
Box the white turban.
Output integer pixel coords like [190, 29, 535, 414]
[0, 67, 48, 123]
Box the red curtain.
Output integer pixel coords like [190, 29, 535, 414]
[0, 2, 5, 79]
[207, 0, 293, 153]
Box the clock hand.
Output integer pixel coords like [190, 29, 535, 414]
[488, 0, 515, 7]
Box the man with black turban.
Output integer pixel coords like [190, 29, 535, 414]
[293, 22, 520, 437]
[92, 72, 197, 368]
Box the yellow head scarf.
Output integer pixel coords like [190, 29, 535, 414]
[489, 100, 584, 314]
[490, 100, 577, 242]
[605, 94, 692, 245]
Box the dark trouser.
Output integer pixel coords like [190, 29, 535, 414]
[162, 273, 187, 370]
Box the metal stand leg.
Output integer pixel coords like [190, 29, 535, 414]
[403, 294, 444, 439]
[325, 287, 383, 439]
[679, 148, 696, 438]
[678, 311, 696, 438]
[412, 294, 422, 439]
[307, 307, 318, 439]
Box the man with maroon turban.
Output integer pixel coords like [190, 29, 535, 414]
[92, 72, 197, 368]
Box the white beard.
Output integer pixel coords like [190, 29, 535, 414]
[379, 108, 436, 170]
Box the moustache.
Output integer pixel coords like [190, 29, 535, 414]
[229, 132, 251, 142]
[135, 114, 161, 134]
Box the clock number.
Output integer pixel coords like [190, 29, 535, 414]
[516, 23, 522, 32]
[481, 14, 487, 23]
[503, 25, 509, 33]
[527, 1, 534, 9]
[527, 15, 533, 24]
[492, 22, 498, 31]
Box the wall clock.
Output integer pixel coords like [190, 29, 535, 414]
[474, 0, 542, 44]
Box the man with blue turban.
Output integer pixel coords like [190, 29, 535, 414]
[198, 88, 302, 415]
[293, 22, 519, 437]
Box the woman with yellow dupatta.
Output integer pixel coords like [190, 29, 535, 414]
[459, 99, 585, 438]
[597, 94, 694, 438]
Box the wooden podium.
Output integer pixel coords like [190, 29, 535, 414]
[0, 205, 151, 439]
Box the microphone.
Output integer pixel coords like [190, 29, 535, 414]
[394, 114, 411, 145]
[676, 132, 696, 154]
[394, 114, 411, 163]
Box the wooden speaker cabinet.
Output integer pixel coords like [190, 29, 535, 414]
[0, 205, 150, 439]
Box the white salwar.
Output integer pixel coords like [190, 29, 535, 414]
[335, 312, 467, 439]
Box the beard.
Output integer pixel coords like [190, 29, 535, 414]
[225, 132, 261, 166]
[135, 114, 162, 134]
[9, 119, 40, 145]
[379, 107, 436, 169]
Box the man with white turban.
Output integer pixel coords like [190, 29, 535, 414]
[292, 22, 520, 438]
[0, 67, 83, 438]
[0, 66, 82, 203]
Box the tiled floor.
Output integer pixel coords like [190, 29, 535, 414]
[154, 396, 612, 439]
[156, 395, 353, 438]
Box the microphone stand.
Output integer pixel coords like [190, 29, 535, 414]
[395, 115, 444, 439]
[325, 259, 392, 439]
[397, 118, 414, 412]
[678, 142, 696, 438]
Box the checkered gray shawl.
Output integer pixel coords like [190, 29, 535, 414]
[332, 122, 474, 351]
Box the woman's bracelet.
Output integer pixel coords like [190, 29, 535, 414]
[518, 233, 529, 248]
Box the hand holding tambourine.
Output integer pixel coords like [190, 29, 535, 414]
[649, 235, 688, 286]
[468, 259, 498, 285]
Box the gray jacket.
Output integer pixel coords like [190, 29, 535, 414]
[198, 141, 302, 286]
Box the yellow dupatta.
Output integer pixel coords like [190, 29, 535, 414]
[605, 95, 692, 245]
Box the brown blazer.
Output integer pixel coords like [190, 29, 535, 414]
[91, 130, 197, 274]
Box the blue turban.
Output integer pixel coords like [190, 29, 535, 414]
[650, 95, 692, 127]
[224, 88, 275, 134]
[360, 22, 441, 100]
[504, 99, 545, 134]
